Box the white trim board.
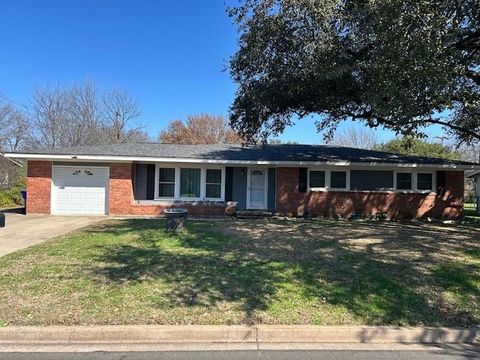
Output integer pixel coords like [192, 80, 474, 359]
[5, 153, 480, 170]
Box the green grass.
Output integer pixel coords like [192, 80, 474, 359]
[0, 219, 479, 326]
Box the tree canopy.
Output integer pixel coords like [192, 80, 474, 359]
[374, 137, 459, 160]
[228, 0, 480, 144]
[158, 114, 242, 144]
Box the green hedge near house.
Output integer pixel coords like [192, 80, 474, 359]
[0, 179, 25, 209]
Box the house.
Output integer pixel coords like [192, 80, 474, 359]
[0, 152, 23, 189]
[4, 143, 480, 219]
[466, 170, 480, 214]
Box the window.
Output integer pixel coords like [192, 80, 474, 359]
[155, 166, 224, 200]
[396, 173, 412, 190]
[158, 168, 175, 197]
[206, 169, 222, 198]
[180, 168, 201, 198]
[350, 170, 393, 191]
[309, 170, 325, 188]
[417, 173, 433, 191]
[331, 171, 347, 189]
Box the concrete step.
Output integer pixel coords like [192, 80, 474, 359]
[236, 210, 273, 218]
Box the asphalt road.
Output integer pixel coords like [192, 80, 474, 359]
[2, 349, 480, 360]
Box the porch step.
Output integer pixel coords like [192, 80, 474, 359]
[236, 210, 273, 219]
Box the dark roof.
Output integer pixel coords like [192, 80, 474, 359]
[9, 142, 479, 166]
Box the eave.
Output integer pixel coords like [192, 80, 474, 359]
[4, 152, 480, 170]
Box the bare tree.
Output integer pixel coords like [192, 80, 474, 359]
[0, 96, 30, 187]
[0, 96, 31, 152]
[64, 81, 102, 146]
[330, 125, 378, 149]
[102, 88, 142, 143]
[0, 97, 12, 148]
[4, 110, 30, 152]
[159, 115, 242, 144]
[31, 86, 68, 148]
[30, 82, 144, 148]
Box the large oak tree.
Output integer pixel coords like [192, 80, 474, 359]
[228, 0, 480, 144]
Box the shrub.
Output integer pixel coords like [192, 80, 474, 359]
[0, 178, 26, 209]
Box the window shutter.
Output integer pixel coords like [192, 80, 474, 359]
[146, 164, 155, 200]
[298, 167, 308, 193]
[225, 167, 233, 201]
[437, 171, 446, 196]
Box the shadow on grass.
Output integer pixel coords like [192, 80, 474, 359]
[85, 219, 480, 326]
[86, 219, 283, 324]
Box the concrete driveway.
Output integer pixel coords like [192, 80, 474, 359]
[0, 212, 104, 257]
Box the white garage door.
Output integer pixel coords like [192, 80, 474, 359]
[52, 166, 109, 215]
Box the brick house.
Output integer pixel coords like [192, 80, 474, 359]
[5, 143, 480, 219]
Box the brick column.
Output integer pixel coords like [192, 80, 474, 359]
[109, 163, 134, 215]
[26, 161, 52, 214]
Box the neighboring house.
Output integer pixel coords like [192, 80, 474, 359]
[0, 153, 23, 188]
[4, 143, 480, 219]
[466, 170, 480, 214]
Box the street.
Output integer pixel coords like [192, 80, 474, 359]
[1, 348, 480, 360]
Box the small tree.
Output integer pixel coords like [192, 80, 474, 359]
[159, 115, 242, 144]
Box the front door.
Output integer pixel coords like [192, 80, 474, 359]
[247, 168, 267, 209]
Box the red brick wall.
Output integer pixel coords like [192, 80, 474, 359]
[276, 167, 464, 219]
[108, 163, 134, 215]
[26, 161, 52, 214]
[108, 163, 226, 216]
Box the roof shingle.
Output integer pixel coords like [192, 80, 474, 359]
[7, 142, 479, 166]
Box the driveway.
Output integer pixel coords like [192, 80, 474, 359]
[0, 213, 104, 257]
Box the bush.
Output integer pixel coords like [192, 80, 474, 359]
[0, 179, 26, 209]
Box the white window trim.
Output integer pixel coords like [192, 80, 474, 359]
[308, 169, 349, 191]
[330, 170, 350, 191]
[308, 169, 327, 191]
[205, 169, 223, 199]
[154, 164, 225, 202]
[415, 171, 436, 193]
[393, 170, 414, 192]
[157, 167, 176, 198]
[307, 167, 437, 194]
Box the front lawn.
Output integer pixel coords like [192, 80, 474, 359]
[0, 219, 479, 326]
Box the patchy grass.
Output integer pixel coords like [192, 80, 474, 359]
[0, 219, 479, 326]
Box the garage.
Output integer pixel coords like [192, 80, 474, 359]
[51, 166, 109, 215]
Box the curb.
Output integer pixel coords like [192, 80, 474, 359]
[0, 326, 478, 345]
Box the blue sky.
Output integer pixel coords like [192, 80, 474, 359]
[0, 0, 443, 144]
